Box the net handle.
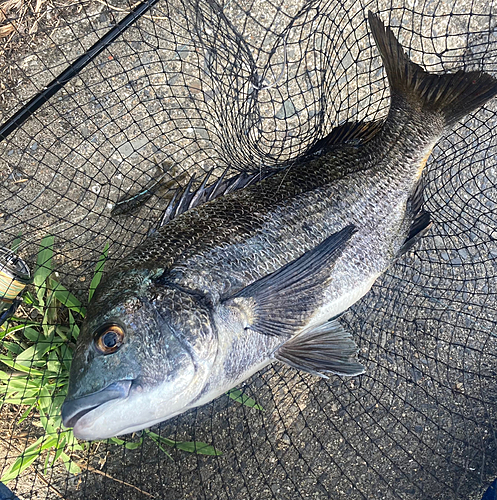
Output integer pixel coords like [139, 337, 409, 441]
[0, 0, 160, 142]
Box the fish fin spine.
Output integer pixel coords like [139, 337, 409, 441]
[368, 11, 497, 127]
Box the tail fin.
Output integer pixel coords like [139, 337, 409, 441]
[368, 11, 497, 127]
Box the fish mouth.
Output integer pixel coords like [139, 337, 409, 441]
[61, 380, 132, 430]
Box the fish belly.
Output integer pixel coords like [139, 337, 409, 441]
[305, 273, 380, 331]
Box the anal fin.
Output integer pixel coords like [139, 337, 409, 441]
[397, 177, 432, 259]
[275, 319, 365, 377]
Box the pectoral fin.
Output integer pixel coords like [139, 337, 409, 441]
[275, 319, 365, 377]
[225, 225, 356, 337]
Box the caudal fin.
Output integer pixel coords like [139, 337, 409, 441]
[368, 11, 497, 127]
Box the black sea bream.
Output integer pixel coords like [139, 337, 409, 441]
[62, 12, 497, 440]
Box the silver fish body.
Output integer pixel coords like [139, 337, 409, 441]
[61, 12, 497, 440]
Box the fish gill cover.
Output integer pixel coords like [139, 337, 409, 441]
[0, 0, 496, 499]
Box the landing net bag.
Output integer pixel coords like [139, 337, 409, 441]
[0, 0, 496, 498]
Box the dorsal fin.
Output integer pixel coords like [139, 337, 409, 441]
[159, 167, 274, 227]
[305, 120, 383, 157]
[158, 121, 382, 227]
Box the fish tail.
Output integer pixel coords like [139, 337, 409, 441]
[368, 11, 497, 127]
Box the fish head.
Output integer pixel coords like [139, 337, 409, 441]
[61, 270, 218, 440]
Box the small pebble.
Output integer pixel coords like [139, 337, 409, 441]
[91, 184, 101, 194]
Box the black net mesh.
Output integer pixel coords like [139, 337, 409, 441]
[1, 0, 497, 498]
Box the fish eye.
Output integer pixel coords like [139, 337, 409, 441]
[95, 324, 125, 355]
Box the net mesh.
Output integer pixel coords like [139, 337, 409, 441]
[1, 0, 497, 498]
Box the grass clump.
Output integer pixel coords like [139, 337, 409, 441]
[0, 235, 85, 481]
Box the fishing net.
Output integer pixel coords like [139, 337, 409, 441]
[1, 0, 497, 498]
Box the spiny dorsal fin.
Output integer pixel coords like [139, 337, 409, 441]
[159, 167, 274, 227]
[305, 120, 383, 157]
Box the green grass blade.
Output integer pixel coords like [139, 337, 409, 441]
[145, 431, 221, 456]
[227, 388, 264, 411]
[108, 437, 125, 446]
[2, 343, 24, 355]
[51, 281, 86, 317]
[107, 436, 143, 450]
[22, 291, 40, 309]
[34, 236, 54, 306]
[64, 430, 83, 452]
[18, 405, 35, 424]
[0, 436, 45, 483]
[0, 355, 44, 376]
[155, 443, 173, 460]
[68, 311, 80, 341]
[124, 440, 143, 450]
[19, 327, 42, 342]
[174, 440, 222, 456]
[16, 345, 42, 365]
[11, 233, 22, 253]
[143, 432, 173, 460]
[89, 243, 109, 302]
[0, 233, 89, 481]
[60, 452, 81, 474]
[51, 438, 67, 466]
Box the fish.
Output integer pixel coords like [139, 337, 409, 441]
[61, 12, 497, 440]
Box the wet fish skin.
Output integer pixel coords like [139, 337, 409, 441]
[61, 12, 497, 440]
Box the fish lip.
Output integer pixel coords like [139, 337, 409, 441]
[61, 380, 133, 430]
